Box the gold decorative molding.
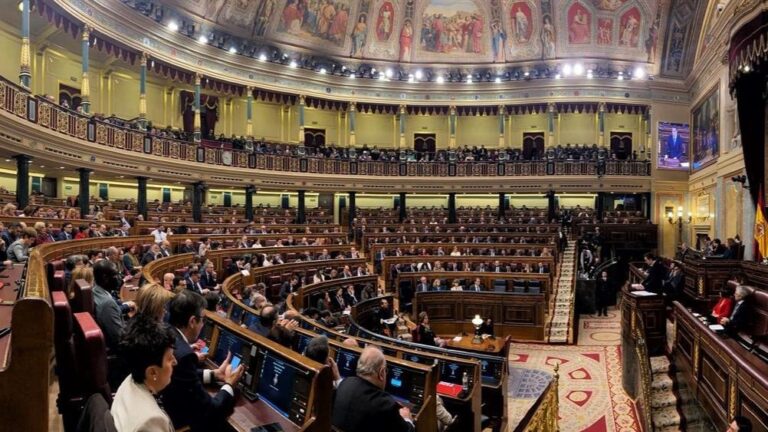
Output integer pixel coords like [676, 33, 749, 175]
[729, 377, 738, 418]
[693, 339, 700, 376]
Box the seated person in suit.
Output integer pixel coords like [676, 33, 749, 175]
[710, 287, 735, 323]
[304, 335, 343, 388]
[162, 291, 244, 432]
[465, 277, 484, 292]
[415, 276, 430, 293]
[332, 346, 415, 432]
[416, 312, 445, 347]
[431, 278, 444, 291]
[720, 286, 752, 335]
[112, 315, 177, 432]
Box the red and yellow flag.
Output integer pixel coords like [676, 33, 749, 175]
[755, 185, 768, 261]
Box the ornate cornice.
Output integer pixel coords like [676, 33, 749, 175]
[53, 0, 691, 106]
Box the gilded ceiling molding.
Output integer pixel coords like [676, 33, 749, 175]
[52, 0, 690, 105]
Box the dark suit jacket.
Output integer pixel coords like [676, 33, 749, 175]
[465, 283, 483, 292]
[642, 261, 667, 293]
[179, 245, 197, 254]
[332, 377, 414, 432]
[726, 300, 751, 335]
[140, 252, 158, 266]
[200, 271, 217, 288]
[56, 231, 73, 241]
[162, 331, 235, 432]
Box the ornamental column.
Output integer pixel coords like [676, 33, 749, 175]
[13, 155, 31, 210]
[498, 105, 506, 147]
[399, 192, 407, 222]
[77, 168, 91, 217]
[193, 73, 202, 142]
[244, 185, 254, 222]
[19, 0, 31, 88]
[138, 53, 148, 129]
[192, 182, 205, 223]
[448, 193, 457, 224]
[136, 176, 148, 221]
[598, 102, 606, 147]
[398, 104, 407, 148]
[644, 107, 652, 160]
[297, 190, 306, 224]
[80, 26, 91, 114]
[547, 102, 556, 146]
[298, 95, 306, 143]
[246, 86, 254, 137]
[449, 105, 457, 149]
[348, 102, 357, 146]
[348, 192, 356, 232]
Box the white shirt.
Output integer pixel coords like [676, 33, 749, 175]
[150, 229, 167, 244]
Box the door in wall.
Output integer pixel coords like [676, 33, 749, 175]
[522, 132, 545, 160]
[610, 132, 633, 159]
[304, 128, 326, 148]
[414, 134, 436, 159]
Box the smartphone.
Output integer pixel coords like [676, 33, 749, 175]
[200, 346, 209, 355]
[230, 355, 242, 369]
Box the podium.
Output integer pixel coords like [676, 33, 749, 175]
[620, 284, 666, 356]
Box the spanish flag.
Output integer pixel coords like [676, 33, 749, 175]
[755, 185, 768, 261]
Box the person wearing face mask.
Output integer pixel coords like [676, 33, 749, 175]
[112, 315, 178, 432]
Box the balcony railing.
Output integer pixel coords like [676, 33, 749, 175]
[0, 76, 651, 178]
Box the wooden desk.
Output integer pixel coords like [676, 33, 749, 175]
[444, 335, 506, 356]
[620, 286, 666, 356]
[414, 290, 547, 341]
[0, 264, 24, 368]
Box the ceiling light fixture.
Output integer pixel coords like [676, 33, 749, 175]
[562, 64, 573, 77]
[633, 66, 646, 79]
[319, 68, 327, 74]
[289, 60, 298, 68]
[573, 63, 584, 76]
[436, 76, 445, 84]
[228, 46, 237, 54]
[414, 70, 424, 80]
[385, 68, 394, 78]
[555, 73, 561, 79]
[258, 53, 267, 62]
[167, 21, 179, 32]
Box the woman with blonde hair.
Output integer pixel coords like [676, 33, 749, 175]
[0, 203, 16, 216]
[135, 283, 175, 322]
[66, 266, 94, 300]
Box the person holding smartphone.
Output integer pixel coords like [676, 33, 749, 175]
[162, 291, 245, 431]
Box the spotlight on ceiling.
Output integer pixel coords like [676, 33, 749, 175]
[414, 69, 424, 80]
[495, 77, 502, 83]
[385, 68, 394, 78]
[436, 75, 445, 84]
[555, 73, 561, 79]
[258, 53, 267, 62]
[586, 69, 593, 79]
[466, 76, 473, 84]
[573, 63, 584, 76]
[562, 64, 573, 77]
[289, 60, 298, 68]
[228, 46, 237, 54]
[408, 74, 415, 83]
[319, 68, 326, 74]
[617, 71, 624, 80]
[197, 35, 208, 44]
[349, 73, 356, 79]
[167, 21, 179, 32]
[633, 66, 646, 79]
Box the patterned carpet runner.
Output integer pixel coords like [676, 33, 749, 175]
[547, 240, 577, 343]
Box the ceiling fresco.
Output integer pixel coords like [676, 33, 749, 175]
[147, 0, 674, 66]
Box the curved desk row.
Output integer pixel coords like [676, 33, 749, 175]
[216, 271, 441, 432]
[673, 302, 768, 430]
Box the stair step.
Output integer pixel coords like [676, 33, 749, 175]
[651, 388, 678, 408]
[651, 356, 671, 374]
[652, 405, 682, 428]
[651, 374, 674, 391]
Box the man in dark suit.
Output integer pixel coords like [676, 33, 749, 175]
[56, 223, 74, 241]
[200, 262, 218, 290]
[665, 127, 683, 159]
[141, 244, 162, 266]
[465, 278, 483, 292]
[162, 291, 244, 432]
[663, 262, 684, 302]
[333, 346, 414, 432]
[720, 286, 752, 335]
[416, 276, 430, 293]
[179, 239, 197, 254]
[185, 269, 208, 295]
[641, 253, 667, 294]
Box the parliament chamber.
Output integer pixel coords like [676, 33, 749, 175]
[1, 0, 768, 431]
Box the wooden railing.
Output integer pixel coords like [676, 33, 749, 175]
[0, 75, 652, 178]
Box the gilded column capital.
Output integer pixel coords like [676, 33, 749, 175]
[349, 101, 356, 112]
[399, 104, 407, 115]
[194, 73, 203, 86]
[140, 52, 149, 66]
[299, 95, 306, 105]
[81, 25, 91, 41]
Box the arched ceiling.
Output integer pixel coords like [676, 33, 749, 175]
[117, 0, 703, 77]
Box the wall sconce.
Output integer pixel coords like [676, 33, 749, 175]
[667, 206, 692, 244]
